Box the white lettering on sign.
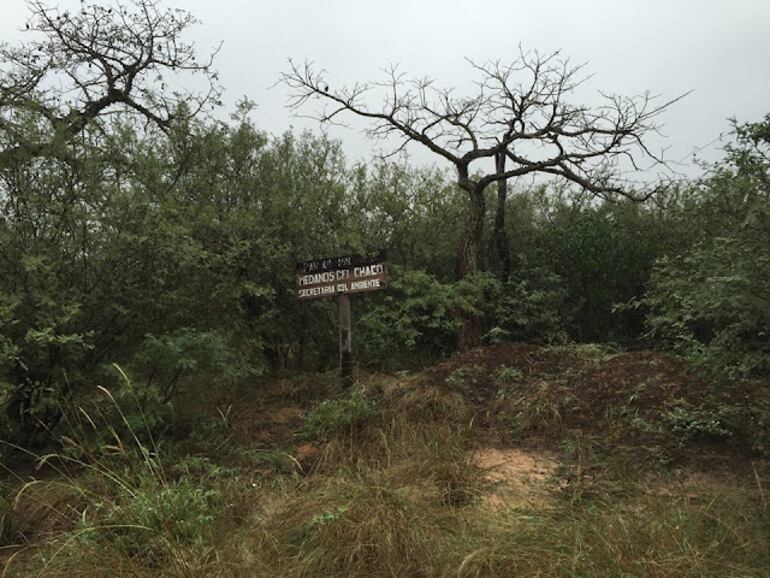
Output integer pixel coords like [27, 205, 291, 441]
[298, 272, 336, 287]
[350, 279, 381, 291]
[298, 284, 337, 298]
[353, 264, 384, 278]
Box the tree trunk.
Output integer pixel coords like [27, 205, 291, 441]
[493, 152, 512, 281]
[457, 187, 485, 351]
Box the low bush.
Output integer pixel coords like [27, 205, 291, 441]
[301, 388, 378, 442]
[662, 399, 735, 442]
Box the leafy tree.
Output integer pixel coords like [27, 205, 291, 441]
[543, 199, 671, 342]
[352, 158, 463, 280]
[0, 0, 224, 444]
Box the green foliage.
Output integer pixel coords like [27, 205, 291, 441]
[131, 328, 253, 402]
[641, 115, 770, 381]
[358, 265, 571, 364]
[643, 230, 770, 379]
[310, 506, 348, 527]
[445, 367, 472, 390]
[356, 269, 462, 364]
[0, 112, 363, 444]
[487, 266, 571, 343]
[494, 365, 523, 384]
[662, 399, 735, 442]
[483, 326, 512, 344]
[540, 199, 672, 342]
[301, 389, 377, 441]
[76, 472, 219, 567]
[106, 373, 173, 446]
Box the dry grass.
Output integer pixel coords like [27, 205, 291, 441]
[2, 357, 769, 577]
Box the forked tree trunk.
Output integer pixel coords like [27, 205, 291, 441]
[457, 187, 485, 351]
[493, 152, 512, 281]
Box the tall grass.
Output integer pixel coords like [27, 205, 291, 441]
[2, 370, 768, 577]
[1, 366, 253, 577]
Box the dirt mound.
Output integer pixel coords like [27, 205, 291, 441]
[423, 343, 541, 378]
[568, 350, 708, 425]
[417, 343, 702, 416]
[417, 343, 574, 406]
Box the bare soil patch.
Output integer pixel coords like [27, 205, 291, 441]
[472, 446, 558, 510]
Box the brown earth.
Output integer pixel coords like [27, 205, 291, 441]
[471, 447, 558, 510]
[180, 342, 768, 490]
[417, 343, 706, 412]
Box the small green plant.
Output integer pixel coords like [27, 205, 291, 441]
[445, 367, 471, 389]
[483, 326, 512, 344]
[172, 454, 237, 479]
[606, 404, 661, 436]
[662, 399, 734, 442]
[301, 389, 377, 441]
[76, 472, 219, 567]
[445, 365, 484, 391]
[494, 365, 523, 384]
[310, 506, 348, 527]
[246, 449, 299, 474]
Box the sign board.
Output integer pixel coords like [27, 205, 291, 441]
[296, 251, 387, 300]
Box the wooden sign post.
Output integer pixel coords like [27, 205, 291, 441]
[296, 251, 387, 387]
[338, 293, 352, 387]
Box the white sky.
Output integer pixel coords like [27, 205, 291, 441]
[2, 0, 770, 178]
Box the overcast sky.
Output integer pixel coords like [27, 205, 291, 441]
[2, 0, 769, 178]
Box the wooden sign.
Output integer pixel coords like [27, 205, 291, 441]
[296, 251, 387, 300]
[296, 251, 387, 388]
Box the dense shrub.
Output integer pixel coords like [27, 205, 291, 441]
[641, 116, 770, 381]
[486, 265, 572, 344]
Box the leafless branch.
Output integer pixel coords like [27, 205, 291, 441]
[0, 0, 221, 165]
[280, 50, 687, 200]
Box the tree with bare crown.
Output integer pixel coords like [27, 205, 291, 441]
[281, 50, 684, 350]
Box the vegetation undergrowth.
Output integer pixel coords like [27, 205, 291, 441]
[1, 348, 768, 577]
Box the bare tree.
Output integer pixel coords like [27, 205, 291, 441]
[0, 0, 220, 165]
[281, 49, 684, 350]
